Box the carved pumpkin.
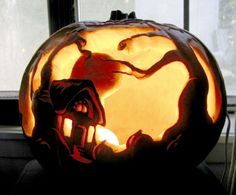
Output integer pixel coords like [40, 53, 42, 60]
[19, 12, 226, 173]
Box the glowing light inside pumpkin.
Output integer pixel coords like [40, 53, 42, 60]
[63, 118, 73, 137]
[104, 61, 189, 144]
[33, 49, 53, 92]
[82, 28, 176, 70]
[95, 125, 127, 152]
[95, 125, 120, 146]
[21, 24, 223, 150]
[191, 47, 221, 122]
[80, 28, 190, 144]
[20, 71, 35, 137]
[87, 126, 95, 143]
[51, 43, 81, 82]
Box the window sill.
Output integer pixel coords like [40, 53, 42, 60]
[0, 125, 232, 163]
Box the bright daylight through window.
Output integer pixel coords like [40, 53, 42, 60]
[0, 0, 235, 97]
[0, 0, 49, 91]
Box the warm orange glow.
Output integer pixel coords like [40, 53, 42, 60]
[20, 19, 225, 161]
[119, 36, 177, 70]
[51, 43, 81, 81]
[63, 118, 73, 137]
[104, 62, 189, 144]
[33, 49, 53, 92]
[17, 17, 229, 169]
[87, 126, 95, 143]
[191, 47, 221, 122]
[82, 28, 177, 70]
[156, 130, 166, 141]
[21, 71, 35, 137]
[95, 125, 126, 152]
[79, 28, 189, 144]
[82, 27, 155, 55]
[95, 125, 120, 145]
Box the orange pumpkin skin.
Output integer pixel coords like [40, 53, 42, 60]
[19, 18, 226, 172]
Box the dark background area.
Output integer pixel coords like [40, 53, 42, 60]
[0, 130, 228, 195]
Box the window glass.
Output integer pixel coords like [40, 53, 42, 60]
[79, 0, 135, 21]
[79, 0, 183, 27]
[190, 0, 236, 96]
[1, 0, 234, 97]
[0, 0, 49, 91]
[135, 0, 183, 28]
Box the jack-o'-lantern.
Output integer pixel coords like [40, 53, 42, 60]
[19, 11, 226, 175]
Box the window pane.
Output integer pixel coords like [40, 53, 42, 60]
[0, 0, 49, 91]
[79, 0, 135, 21]
[135, 0, 183, 28]
[190, 0, 236, 96]
[79, 0, 183, 28]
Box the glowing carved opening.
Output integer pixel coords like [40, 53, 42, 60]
[51, 43, 81, 82]
[95, 125, 126, 152]
[18, 19, 226, 166]
[104, 62, 189, 144]
[95, 125, 120, 145]
[87, 126, 95, 143]
[33, 49, 54, 92]
[79, 28, 189, 145]
[191, 47, 222, 122]
[82, 28, 177, 70]
[21, 71, 35, 137]
[63, 118, 73, 137]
